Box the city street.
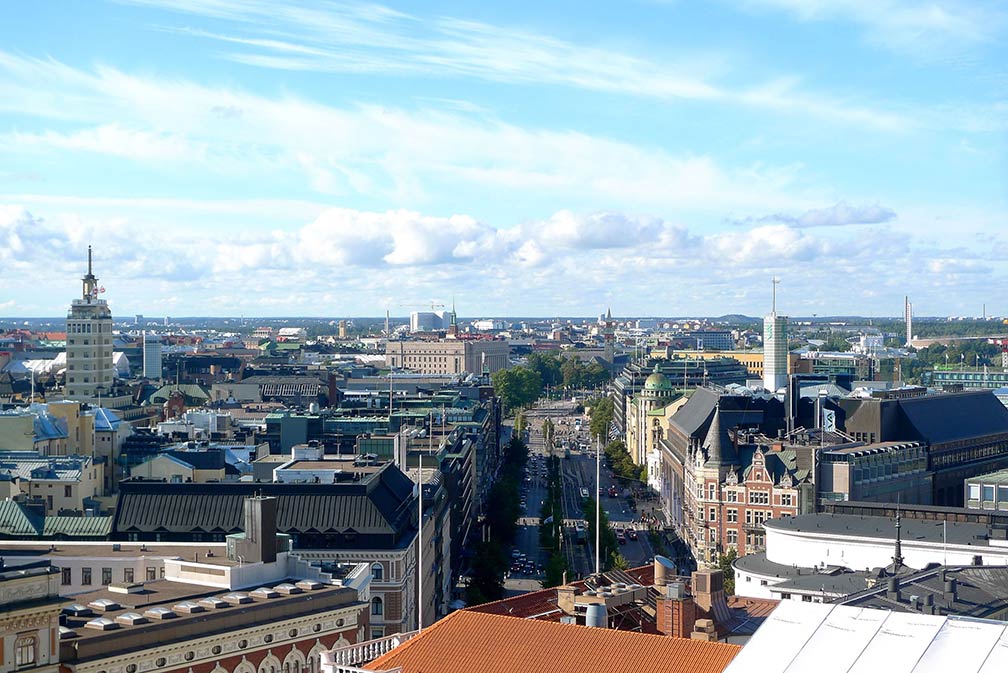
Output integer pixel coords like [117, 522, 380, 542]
[504, 398, 659, 592]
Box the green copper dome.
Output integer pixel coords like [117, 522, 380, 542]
[643, 364, 673, 391]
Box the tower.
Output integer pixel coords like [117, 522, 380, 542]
[763, 278, 788, 392]
[603, 307, 615, 366]
[904, 296, 913, 348]
[65, 246, 114, 402]
[142, 331, 162, 379]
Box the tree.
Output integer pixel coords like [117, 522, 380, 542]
[589, 396, 614, 442]
[514, 411, 526, 436]
[717, 549, 737, 595]
[610, 552, 630, 570]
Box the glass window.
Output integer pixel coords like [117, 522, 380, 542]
[102, 567, 112, 585]
[82, 567, 92, 585]
[371, 597, 383, 616]
[983, 485, 996, 501]
[61, 567, 72, 585]
[16, 636, 36, 666]
[371, 563, 384, 581]
[124, 568, 134, 583]
[998, 486, 1008, 503]
[146, 567, 157, 581]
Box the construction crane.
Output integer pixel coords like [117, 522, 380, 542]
[398, 302, 446, 311]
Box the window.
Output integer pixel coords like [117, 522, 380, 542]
[124, 568, 134, 583]
[780, 493, 794, 507]
[371, 563, 384, 581]
[749, 491, 769, 505]
[64, 485, 72, 498]
[726, 490, 738, 503]
[708, 484, 716, 500]
[82, 567, 92, 585]
[726, 529, 738, 545]
[709, 528, 717, 543]
[61, 567, 72, 585]
[802, 595, 813, 602]
[370, 627, 385, 639]
[102, 567, 112, 585]
[983, 485, 996, 502]
[371, 597, 383, 616]
[727, 508, 738, 523]
[709, 507, 716, 522]
[16, 636, 36, 666]
[146, 567, 156, 581]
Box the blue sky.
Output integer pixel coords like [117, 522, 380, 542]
[0, 0, 1005, 317]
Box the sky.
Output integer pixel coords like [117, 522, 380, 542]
[0, 0, 1006, 318]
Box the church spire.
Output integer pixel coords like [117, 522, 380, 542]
[892, 504, 904, 570]
[82, 245, 99, 302]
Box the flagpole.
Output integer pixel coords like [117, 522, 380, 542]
[595, 434, 601, 576]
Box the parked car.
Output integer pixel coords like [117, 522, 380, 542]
[626, 528, 638, 541]
[616, 531, 626, 544]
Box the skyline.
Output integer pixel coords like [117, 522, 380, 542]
[2, 1, 1006, 317]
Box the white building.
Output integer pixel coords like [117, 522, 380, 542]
[734, 512, 1008, 601]
[65, 246, 114, 402]
[142, 331, 162, 379]
[409, 311, 451, 332]
[762, 314, 788, 393]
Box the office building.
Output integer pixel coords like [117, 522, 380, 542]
[142, 331, 162, 379]
[65, 247, 114, 402]
[385, 339, 508, 375]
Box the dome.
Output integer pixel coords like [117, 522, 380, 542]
[643, 364, 673, 391]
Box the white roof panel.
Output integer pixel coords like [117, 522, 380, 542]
[914, 619, 1007, 673]
[846, 611, 946, 673]
[785, 606, 890, 673]
[723, 600, 834, 673]
[978, 626, 1008, 673]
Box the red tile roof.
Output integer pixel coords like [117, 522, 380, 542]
[367, 610, 741, 673]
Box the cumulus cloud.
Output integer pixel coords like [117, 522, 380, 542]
[730, 201, 897, 228]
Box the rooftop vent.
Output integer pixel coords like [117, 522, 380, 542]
[197, 597, 229, 610]
[88, 599, 121, 612]
[274, 583, 303, 595]
[59, 626, 78, 640]
[143, 607, 177, 620]
[115, 612, 148, 626]
[221, 592, 253, 605]
[295, 580, 324, 591]
[250, 587, 280, 599]
[108, 582, 145, 594]
[85, 617, 119, 631]
[63, 604, 93, 618]
[173, 601, 205, 614]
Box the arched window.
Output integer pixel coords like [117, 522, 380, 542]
[371, 596, 384, 616]
[16, 636, 37, 666]
[371, 562, 384, 581]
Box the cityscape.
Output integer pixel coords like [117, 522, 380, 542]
[2, 2, 1007, 673]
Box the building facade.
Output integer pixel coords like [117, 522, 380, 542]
[65, 247, 114, 403]
[0, 559, 61, 673]
[762, 314, 788, 392]
[385, 339, 508, 375]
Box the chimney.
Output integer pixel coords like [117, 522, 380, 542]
[887, 576, 900, 601]
[230, 495, 279, 564]
[657, 582, 696, 639]
[692, 568, 724, 613]
[556, 584, 577, 615]
[944, 577, 957, 602]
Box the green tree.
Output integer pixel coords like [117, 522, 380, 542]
[588, 396, 614, 442]
[717, 549, 738, 595]
[515, 411, 526, 436]
[610, 552, 630, 570]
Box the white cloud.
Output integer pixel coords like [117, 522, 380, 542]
[4, 124, 206, 162]
[738, 0, 1005, 58]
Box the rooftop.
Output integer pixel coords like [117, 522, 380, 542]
[969, 468, 1008, 486]
[60, 577, 358, 661]
[764, 512, 1007, 549]
[366, 610, 741, 673]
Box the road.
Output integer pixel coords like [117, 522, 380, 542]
[503, 398, 661, 592]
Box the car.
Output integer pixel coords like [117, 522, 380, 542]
[626, 528, 638, 541]
[511, 548, 521, 559]
[616, 531, 626, 544]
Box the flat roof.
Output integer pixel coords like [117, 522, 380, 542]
[0, 542, 226, 559]
[60, 577, 358, 658]
[764, 512, 1003, 548]
[968, 469, 1008, 486]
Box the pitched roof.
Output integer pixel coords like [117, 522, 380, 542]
[896, 390, 1008, 444]
[367, 610, 740, 673]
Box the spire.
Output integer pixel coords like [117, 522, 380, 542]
[81, 244, 99, 302]
[606, 306, 612, 320]
[704, 404, 724, 466]
[892, 504, 904, 570]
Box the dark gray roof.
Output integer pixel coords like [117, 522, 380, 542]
[164, 449, 226, 470]
[764, 512, 999, 548]
[112, 465, 416, 540]
[896, 390, 1008, 445]
[839, 565, 1008, 618]
[669, 387, 719, 438]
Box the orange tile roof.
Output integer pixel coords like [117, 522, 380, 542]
[367, 610, 741, 673]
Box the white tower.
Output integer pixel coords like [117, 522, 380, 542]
[142, 331, 162, 379]
[904, 296, 913, 348]
[66, 245, 114, 402]
[763, 277, 788, 392]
